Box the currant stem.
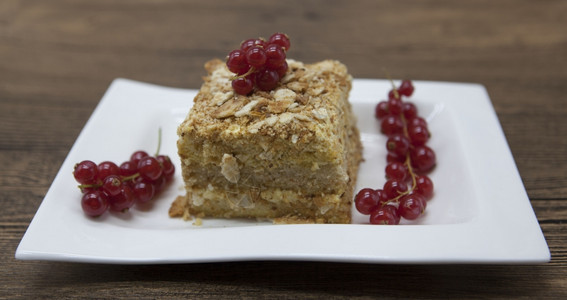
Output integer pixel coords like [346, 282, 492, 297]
[400, 113, 409, 139]
[229, 66, 256, 81]
[78, 183, 101, 189]
[384, 68, 400, 99]
[405, 153, 418, 193]
[155, 127, 162, 157]
[122, 173, 140, 182]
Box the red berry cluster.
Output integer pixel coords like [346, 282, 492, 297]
[226, 33, 290, 95]
[355, 80, 436, 225]
[73, 151, 175, 217]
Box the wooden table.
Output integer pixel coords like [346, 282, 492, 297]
[2, 0, 566, 298]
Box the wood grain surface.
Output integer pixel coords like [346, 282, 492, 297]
[1, 0, 566, 298]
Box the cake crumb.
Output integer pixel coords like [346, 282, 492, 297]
[169, 195, 188, 218]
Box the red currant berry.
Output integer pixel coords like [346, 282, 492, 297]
[133, 180, 155, 203]
[255, 69, 280, 91]
[398, 80, 415, 97]
[138, 156, 163, 181]
[156, 155, 175, 180]
[408, 117, 427, 128]
[73, 160, 98, 185]
[380, 115, 404, 137]
[375, 101, 389, 119]
[375, 189, 390, 206]
[410, 145, 436, 173]
[388, 97, 403, 115]
[268, 33, 290, 51]
[240, 39, 256, 52]
[354, 188, 380, 215]
[81, 190, 109, 217]
[383, 179, 408, 199]
[388, 89, 401, 101]
[109, 185, 135, 212]
[386, 134, 410, 157]
[130, 151, 149, 166]
[152, 175, 167, 192]
[241, 38, 265, 52]
[119, 161, 138, 177]
[414, 175, 434, 200]
[245, 46, 267, 68]
[101, 175, 122, 197]
[398, 193, 426, 220]
[274, 61, 288, 78]
[387, 152, 405, 163]
[97, 161, 120, 181]
[408, 125, 430, 146]
[232, 76, 254, 95]
[385, 162, 409, 181]
[226, 49, 250, 74]
[370, 205, 400, 225]
[402, 102, 418, 120]
[265, 44, 286, 69]
[255, 38, 267, 48]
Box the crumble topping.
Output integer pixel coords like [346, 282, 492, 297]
[183, 58, 352, 146]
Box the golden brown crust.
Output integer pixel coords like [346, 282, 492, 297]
[178, 58, 352, 141]
[174, 59, 362, 224]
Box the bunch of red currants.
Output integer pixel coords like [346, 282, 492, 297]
[226, 33, 290, 95]
[73, 151, 175, 217]
[355, 80, 436, 224]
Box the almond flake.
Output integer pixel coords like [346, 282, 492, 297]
[234, 100, 259, 117]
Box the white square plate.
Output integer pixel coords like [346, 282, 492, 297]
[16, 78, 550, 264]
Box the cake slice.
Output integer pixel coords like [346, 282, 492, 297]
[170, 58, 362, 223]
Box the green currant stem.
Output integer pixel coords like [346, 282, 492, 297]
[155, 127, 162, 156]
[404, 153, 418, 194]
[77, 173, 141, 191]
[229, 67, 256, 81]
[78, 183, 101, 190]
[122, 173, 140, 182]
[384, 68, 400, 99]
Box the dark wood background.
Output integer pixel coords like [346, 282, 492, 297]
[2, 0, 566, 298]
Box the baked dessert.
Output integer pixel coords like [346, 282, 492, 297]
[169, 58, 363, 223]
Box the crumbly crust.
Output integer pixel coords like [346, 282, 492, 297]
[172, 58, 362, 223]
